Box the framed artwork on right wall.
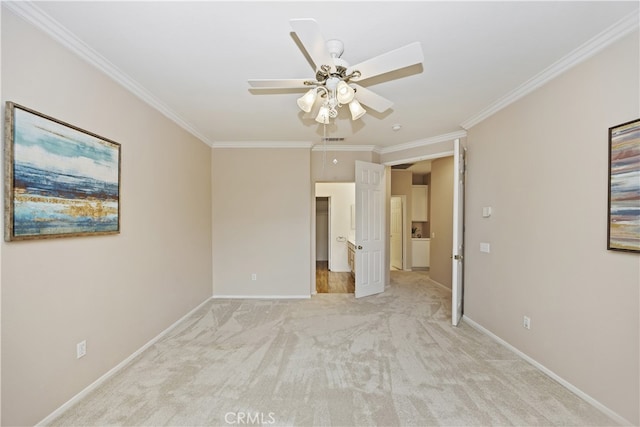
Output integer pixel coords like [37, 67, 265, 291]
[608, 118, 640, 253]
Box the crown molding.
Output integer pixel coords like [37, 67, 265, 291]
[461, 10, 640, 130]
[384, 151, 455, 167]
[311, 144, 376, 152]
[376, 130, 467, 155]
[212, 141, 314, 149]
[9, 1, 636, 150]
[3, 1, 215, 147]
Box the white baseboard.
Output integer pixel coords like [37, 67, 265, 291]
[428, 278, 452, 293]
[211, 294, 311, 299]
[462, 315, 632, 427]
[36, 297, 213, 426]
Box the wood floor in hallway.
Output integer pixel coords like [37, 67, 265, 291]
[316, 261, 355, 293]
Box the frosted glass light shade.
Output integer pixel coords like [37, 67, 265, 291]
[315, 105, 331, 124]
[297, 89, 317, 113]
[349, 99, 366, 120]
[336, 81, 355, 104]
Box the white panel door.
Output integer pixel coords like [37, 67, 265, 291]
[355, 161, 386, 298]
[390, 196, 403, 270]
[452, 139, 466, 326]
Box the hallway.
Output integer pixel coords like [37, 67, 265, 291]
[315, 261, 355, 293]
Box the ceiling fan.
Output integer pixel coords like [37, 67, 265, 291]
[248, 18, 424, 123]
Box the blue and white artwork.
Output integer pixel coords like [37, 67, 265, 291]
[609, 118, 640, 252]
[7, 104, 120, 240]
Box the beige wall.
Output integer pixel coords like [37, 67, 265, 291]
[464, 31, 639, 424]
[429, 157, 454, 288]
[1, 10, 213, 426]
[390, 170, 413, 197]
[212, 148, 311, 297]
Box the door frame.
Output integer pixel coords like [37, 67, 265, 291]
[452, 139, 466, 326]
[383, 148, 460, 296]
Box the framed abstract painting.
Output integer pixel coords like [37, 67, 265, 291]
[4, 102, 121, 241]
[608, 118, 640, 253]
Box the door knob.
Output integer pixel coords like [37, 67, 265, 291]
[357, 245, 363, 250]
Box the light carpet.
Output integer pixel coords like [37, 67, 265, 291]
[51, 271, 618, 426]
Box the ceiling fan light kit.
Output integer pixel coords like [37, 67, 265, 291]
[296, 89, 317, 113]
[299, 82, 364, 124]
[294, 45, 369, 123]
[336, 81, 355, 104]
[249, 18, 424, 127]
[315, 104, 331, 125]
[349, 99, 367, 121]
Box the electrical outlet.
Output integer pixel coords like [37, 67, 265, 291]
[251, 273, 257, 281]
[76, 340, 87, 359]
[523, 316, 531, 330]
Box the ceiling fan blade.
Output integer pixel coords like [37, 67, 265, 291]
[248, 79, 310, 89]
[352, 84, 394, 113]
[290, 18, 335, 71]
[348, 42, 424, 81]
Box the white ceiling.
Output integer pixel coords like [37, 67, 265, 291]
[15, 1, 640, 149]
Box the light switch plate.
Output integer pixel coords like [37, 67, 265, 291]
[482, 207, 492, 218]
[77, 340, 86, 359]
[480, 243, 490, 253]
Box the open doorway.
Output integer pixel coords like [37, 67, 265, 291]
[313, 160, 387, 298]
[390, 160, 432, 275]
[315, 184, 355, 294]
[388, 156, 451, 284]
[385, 140, 466, 325]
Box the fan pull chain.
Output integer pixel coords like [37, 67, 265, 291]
[321, 123, 327, 179]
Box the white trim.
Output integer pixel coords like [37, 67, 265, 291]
[384, 150, 454, 167]
[2, 1, 214, 147]
[211, 141, 314, 149]
[462, 315, 633, 427]
[35, 297, 213, 427]
[6, 2, 637, 152]
[211, 295, 311, 299]
[376, 130, 467, 155]
[461, 11, 640, 130]
[428, 278, 452, 293]
[312, 144, 377, 152]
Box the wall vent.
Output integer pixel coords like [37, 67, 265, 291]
[391, 163, 415, 170]
[321, 137, 345, 142]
